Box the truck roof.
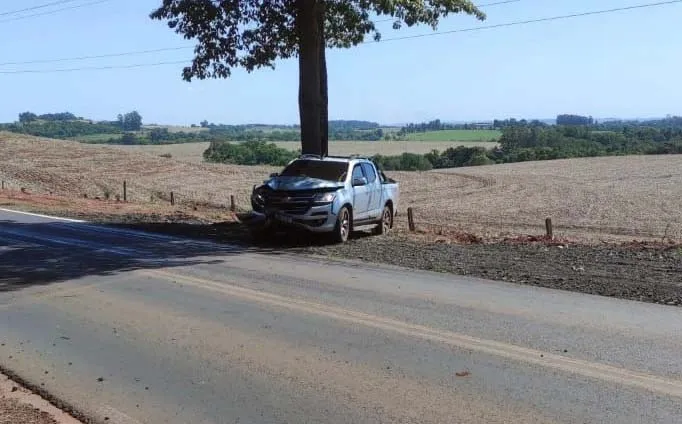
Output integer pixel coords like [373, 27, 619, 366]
[295, 154, 374, 164]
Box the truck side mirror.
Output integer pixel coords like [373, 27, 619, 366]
[352, 176, 368, 186]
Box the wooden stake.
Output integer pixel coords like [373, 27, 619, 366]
[170, 191, 175, 206]
[123, 180, 127, 202]
[407, 207, 415, 232]
[545, 218, 553, 239]
[230, 195, 236, 212]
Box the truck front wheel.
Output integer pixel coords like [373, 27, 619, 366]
[332, 206, 351, 243]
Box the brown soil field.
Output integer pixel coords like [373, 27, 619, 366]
[421, 156, 682, 242]
[2, 132, 682, 243]
[112, 140, 497, 163]
[0, 132, 269, 212]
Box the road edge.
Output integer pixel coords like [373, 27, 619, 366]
[0, 365, 91, 424]
[0, 207, 86, 223]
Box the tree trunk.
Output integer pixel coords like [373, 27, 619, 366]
[318, 0, 329, 157]
[296, 0, 322, 156]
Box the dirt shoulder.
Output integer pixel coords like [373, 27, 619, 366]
[2, 192, 681, 307]
[0, 372, 82, 424]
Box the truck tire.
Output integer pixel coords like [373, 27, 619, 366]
[373, 205, 392, 236]
[332, 206, 351, 243]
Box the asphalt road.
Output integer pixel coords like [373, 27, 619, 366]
[1, 208, 681, 424]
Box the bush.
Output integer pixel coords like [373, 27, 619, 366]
[203, 140, 298, 166]
[465, 153, 494, 166]
[371, 153, 433, 171]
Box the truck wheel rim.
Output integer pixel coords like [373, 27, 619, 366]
[341, 210, 349, 239]
[382, 208, 391, 233]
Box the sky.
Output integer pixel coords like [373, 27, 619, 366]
[0, 0, 680, 126]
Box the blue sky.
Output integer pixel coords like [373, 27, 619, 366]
[0, 0, 680, 125]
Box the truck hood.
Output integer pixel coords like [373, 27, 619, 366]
[264, 176, 344, 192]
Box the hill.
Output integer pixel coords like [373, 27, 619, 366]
[2, 132, 681, 243]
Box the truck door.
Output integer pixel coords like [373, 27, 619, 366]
[351, 163, 370, 221]
[361, 162, 382, 219]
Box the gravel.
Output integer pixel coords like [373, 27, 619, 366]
[0, 398, 57, 424]
[305, 234, 682, 306]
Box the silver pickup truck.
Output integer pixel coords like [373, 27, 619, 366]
[248, 155, 399, 243]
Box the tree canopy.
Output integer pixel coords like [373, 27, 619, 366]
[117, 111, 143, 131]
[150, 0, 485, 156]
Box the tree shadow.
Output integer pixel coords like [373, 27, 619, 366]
[0, 220, 243, 293]
[0, 219, 373, 294]
[106, 220, 376, 250]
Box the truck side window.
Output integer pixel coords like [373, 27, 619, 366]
[352, 164, 365, 182]
[361, 163, 377, 183]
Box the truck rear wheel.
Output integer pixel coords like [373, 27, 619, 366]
[373, 205, 392, 236]
[332, 206, 351, 243]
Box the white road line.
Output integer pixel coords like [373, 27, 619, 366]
[0, 207, 86, 223]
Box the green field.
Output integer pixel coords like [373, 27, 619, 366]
[405, 129, 502, 142]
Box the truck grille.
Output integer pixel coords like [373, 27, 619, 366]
[265, 192, 315, 215]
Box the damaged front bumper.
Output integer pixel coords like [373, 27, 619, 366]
[246, 205, 338, 233]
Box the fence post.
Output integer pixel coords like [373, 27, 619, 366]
[123, 180, 127, 202]
[545, 218, 553, 239]
[407, 207, 415, 232]
[170, 191, 175, 206]
[230, 195, 236, 212]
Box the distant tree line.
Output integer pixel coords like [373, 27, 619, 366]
[397, 118, 553, 135]
[2, 110, 143, 138]
[1, 120, 122, 138]
[556, 114, 594, 126]
[18, 111, 81, 123]
[0, 113, 384, 144]
[203, 116, 682, 171]
[397, 119, 459, 135]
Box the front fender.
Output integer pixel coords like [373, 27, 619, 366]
[332, 189, 354, 215]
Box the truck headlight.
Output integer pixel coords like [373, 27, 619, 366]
[252, 186, 267, 205]
[313, 192, 336, 203]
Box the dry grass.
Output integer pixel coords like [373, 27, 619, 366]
[0, 132, 269, 211]
[2, 132, 682, 243]
[112, 140, 497, 163]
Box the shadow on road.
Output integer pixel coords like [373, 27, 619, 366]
[0, 219, 374, 294]
[108, 220, 373, 249]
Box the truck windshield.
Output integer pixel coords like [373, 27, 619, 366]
[280, 160, 348, 182]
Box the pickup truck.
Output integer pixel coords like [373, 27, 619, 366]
[248, 155, 399, 243]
